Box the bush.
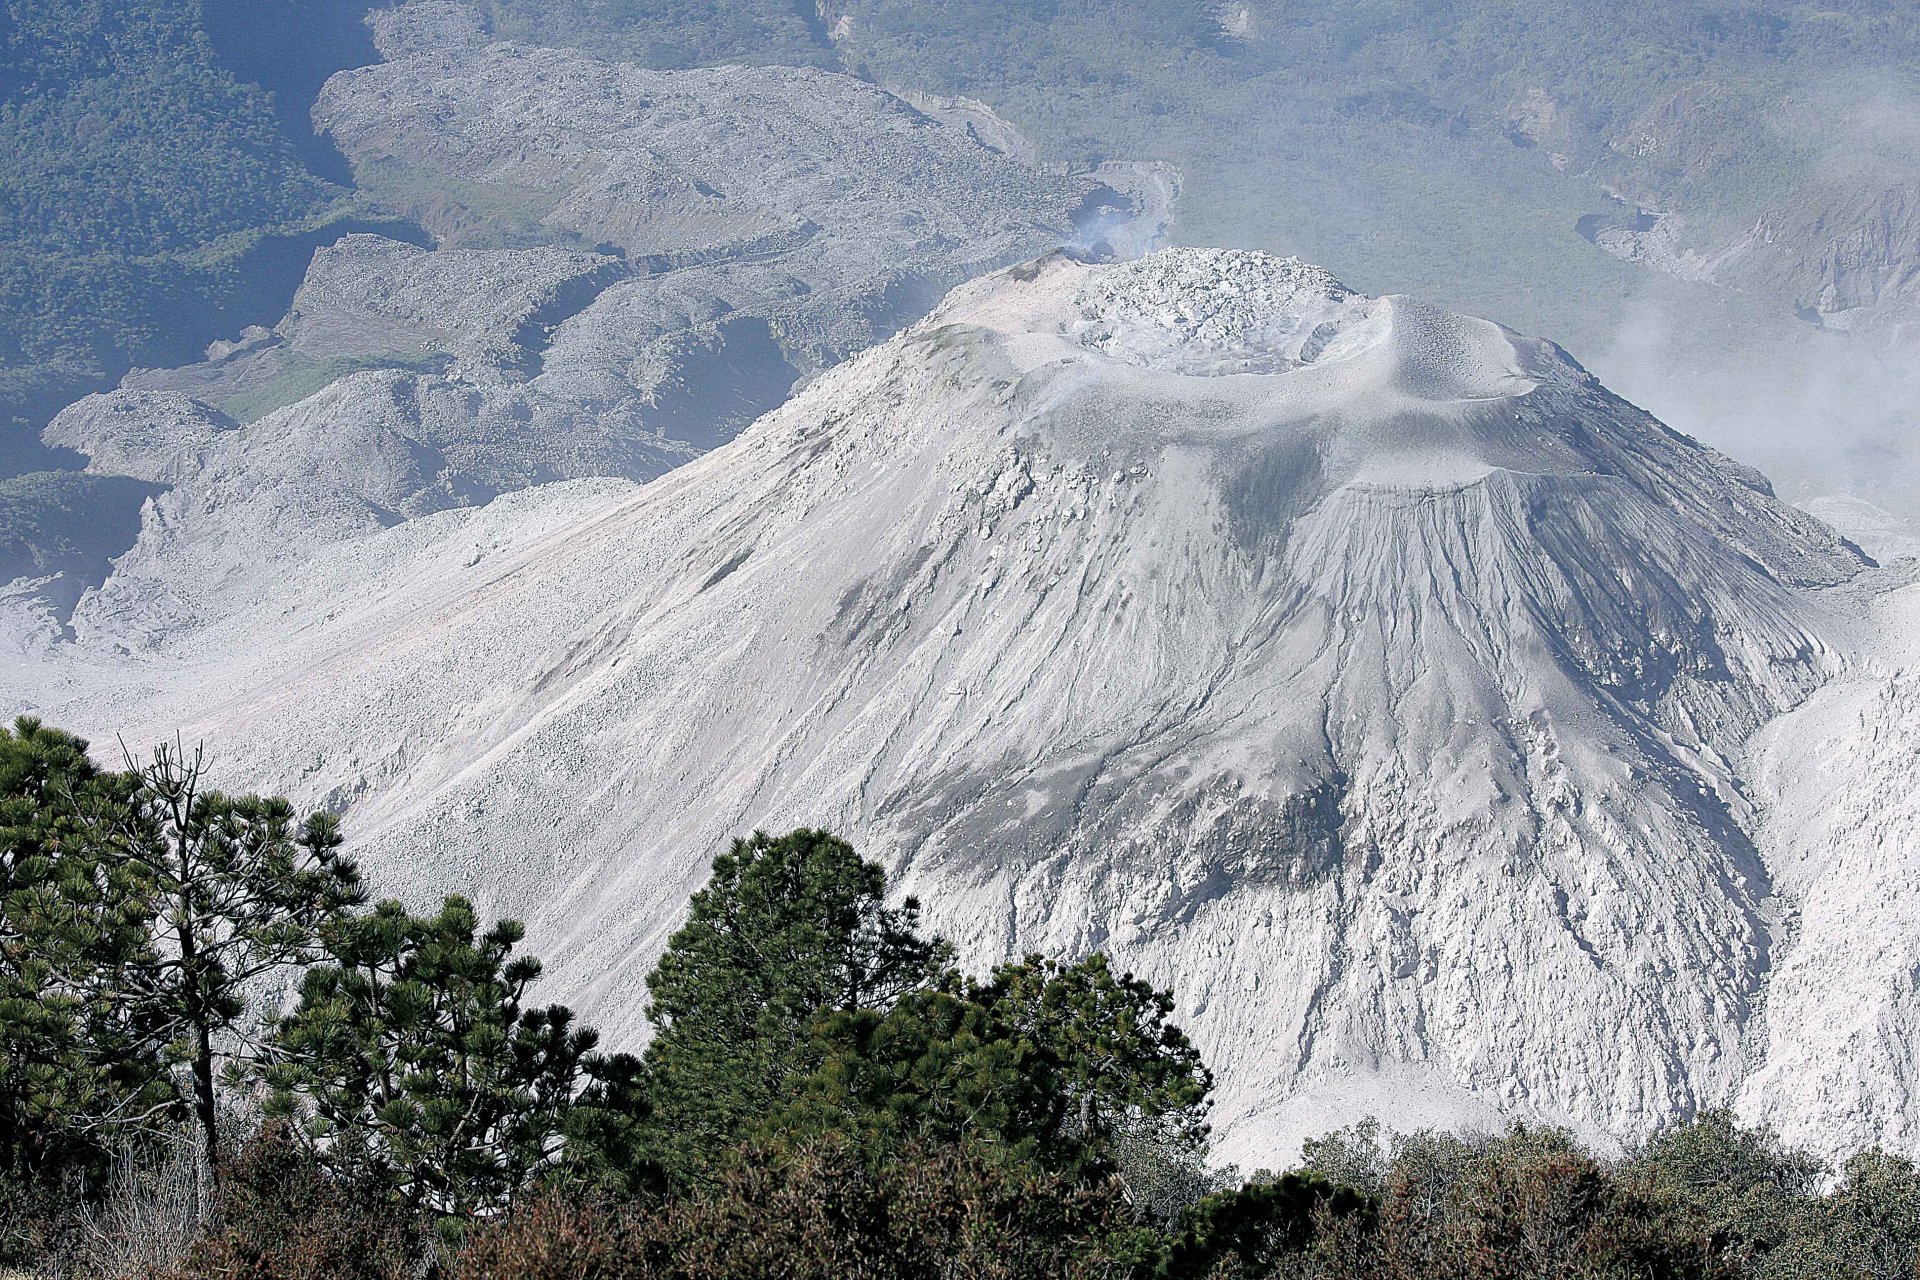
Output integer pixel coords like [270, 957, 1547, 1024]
[455, 1137, 1154, 1280]
[67, 1131, 201, 1280]
[1372, 1127, 1728, 1280]
[1159, 1173, 1372, 1278]
[0, 1171, 79, 1272]
[447, 1193, 636, 1280]
[155, 1123, 427, 1280]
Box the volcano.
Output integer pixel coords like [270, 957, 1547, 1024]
[22, 249, 1907, 1163]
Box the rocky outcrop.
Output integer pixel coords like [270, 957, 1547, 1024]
[43, 392, 237, 486]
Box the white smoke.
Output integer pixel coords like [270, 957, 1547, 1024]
[1583, 68, 1920, 551]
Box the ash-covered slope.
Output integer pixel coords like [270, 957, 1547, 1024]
[1740, 582, 1920, 1160]
[20, 249, 1886, 1161]
[22, 0, 1164, 645]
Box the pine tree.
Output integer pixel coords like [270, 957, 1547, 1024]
[0, 718, 173, 1189]
[639, 829, 948, 1183]
[85, 738, 364, 1206]
[978, 952, 1212, 1168]
[774, 953, 1213, 1182]
[262, 896, 648, 1222]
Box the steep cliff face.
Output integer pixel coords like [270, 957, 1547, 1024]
[12, 249, 1897, 1162]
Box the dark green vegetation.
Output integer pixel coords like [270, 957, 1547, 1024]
[0, 0, 385, 469]
[0, 472, 160, 591]
[261, 896, 650, 1224]
[3, 720, 1920, 1277]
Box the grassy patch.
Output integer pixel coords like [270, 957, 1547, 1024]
[209, 350, 451, 423]
[351, 157, 571, 251]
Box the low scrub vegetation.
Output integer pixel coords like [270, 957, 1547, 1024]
[2, 717, 1917, 1278]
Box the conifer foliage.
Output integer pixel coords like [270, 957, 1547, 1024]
[0, 719, 171, 1187]
[103, 737, 364, 1200]
[638, 828, 949, 1182]
[262, 896, 648, 1219]
[4, 722, 1920, 1279]
[0, 720, 646, 1265]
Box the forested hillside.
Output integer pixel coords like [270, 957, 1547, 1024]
[0, 0, 379, 470]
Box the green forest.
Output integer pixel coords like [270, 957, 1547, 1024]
[0, 0, 381, 467]
[2, 717, 1917, 1279]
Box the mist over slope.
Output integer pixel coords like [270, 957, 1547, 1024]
[18, 249, 1916, 1165]
[752, 0, 1920, 524]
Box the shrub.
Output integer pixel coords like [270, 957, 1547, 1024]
[455, 1137, 1155, 1280]
[154, 1123, 427, 1280]
[1376, 1127, 1728, 1280]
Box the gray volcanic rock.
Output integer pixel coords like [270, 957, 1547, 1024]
[43, 392, 237, 486]
[1742, 581, 1920, 1161]
[58, 368, 626, 645]
[36, 3, 1163, 640]
[309, 0, 1164, 408]
[265, 235, 623, 380]
[95, 234, 625, 422]
[20, 249, 1898, 1165]
[319, 8, 1116, 266]
[1798, 495, 1920, 564]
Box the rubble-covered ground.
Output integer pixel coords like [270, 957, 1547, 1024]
[22, 0, 1170, 646]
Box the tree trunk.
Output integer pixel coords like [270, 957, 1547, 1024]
[176, 900, 220, 1224]
[191, 1017, 220, 1220]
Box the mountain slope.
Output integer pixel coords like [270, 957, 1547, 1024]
[27, 10, 1164, 643]
[12, 248, 1890, 1162]
[1741, 581, 1920, 1159]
